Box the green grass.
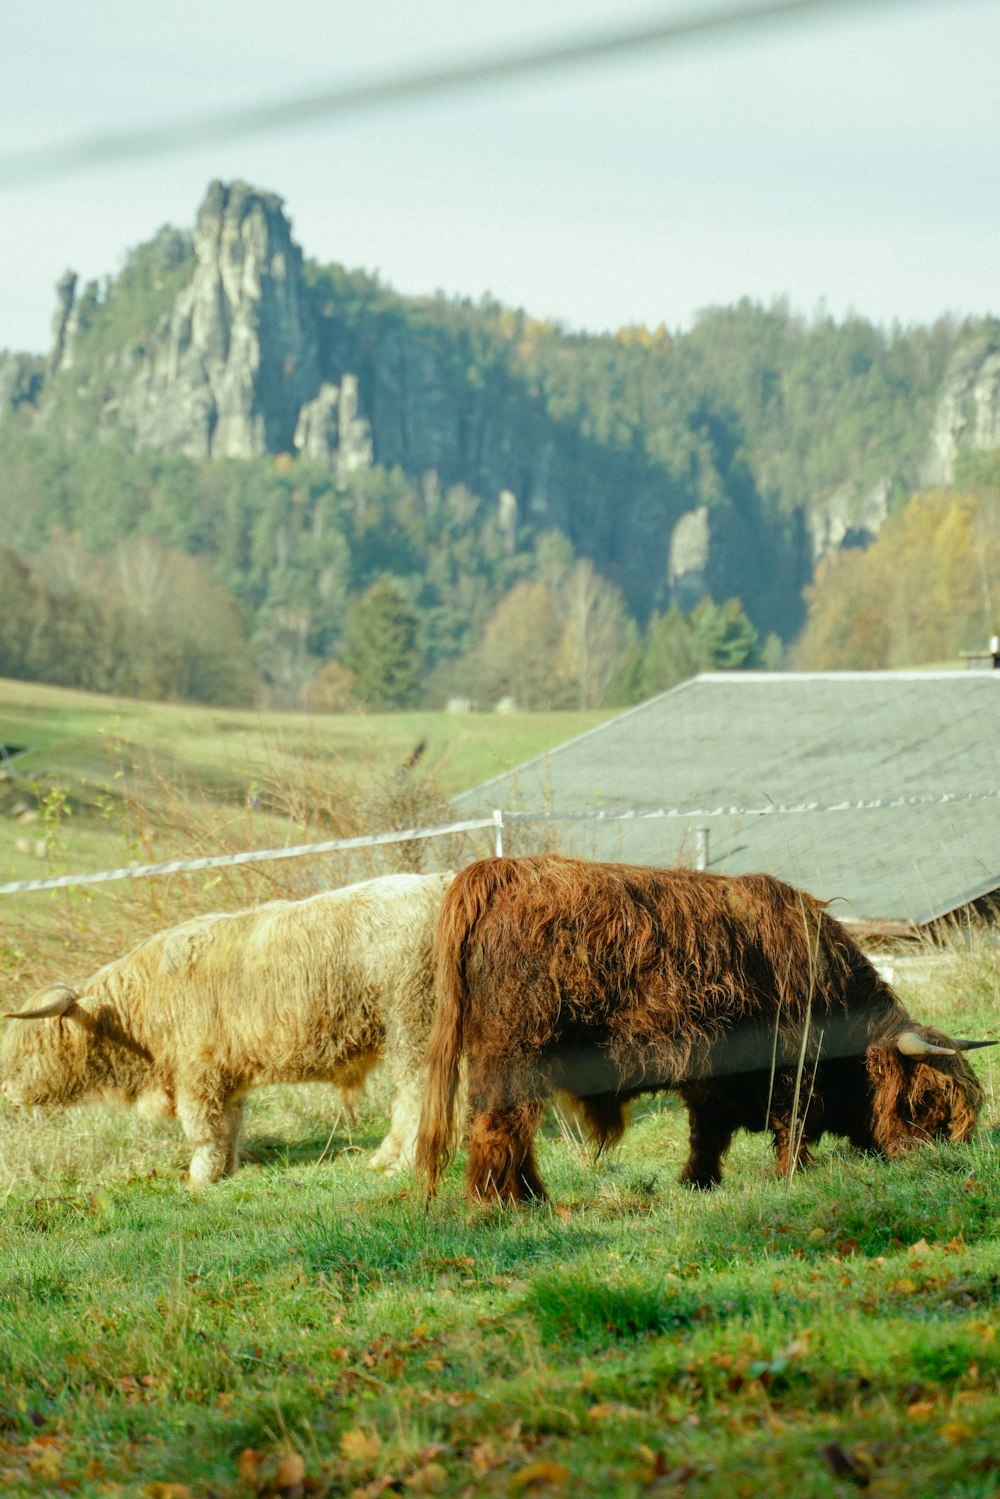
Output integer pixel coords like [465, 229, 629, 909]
[0, 676, 610, 804]
[0, 1075, 997, 1498]
[1, 952, 997, 1499]
[1, 677, 999, 1495]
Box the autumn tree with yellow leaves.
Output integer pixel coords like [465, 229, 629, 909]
[793, 489, 1000, 669]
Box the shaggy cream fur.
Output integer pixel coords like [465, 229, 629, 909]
[2, 871, 453, 1185]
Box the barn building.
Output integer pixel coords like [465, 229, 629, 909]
[454, 670, 1000, 934]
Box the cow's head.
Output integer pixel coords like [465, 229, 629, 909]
[1, 986, 104, 1107]
[868, 1025, 993, 1154]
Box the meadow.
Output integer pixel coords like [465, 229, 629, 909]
[0, 679, 997, 1498]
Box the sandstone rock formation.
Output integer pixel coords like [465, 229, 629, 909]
[668, 504, 711, 610]
[293, 374, 372, 480]
[18, 177, 997, 642]
[0, 352, 44, 412]
[49, 271, 79, 374]
[113, 181, 322, 458]
[808, 477, 891, 562]
[921, 333, 1000, 486]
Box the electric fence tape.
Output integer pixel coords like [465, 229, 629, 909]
[0, 815, 501, 896]
[2, 788, 999, 897]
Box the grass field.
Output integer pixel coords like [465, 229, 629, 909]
[0, 676, 611, 806]
[0, 678, 998, 1497]
[0, 676, 610, 992]
[0, 975, 997, 1498]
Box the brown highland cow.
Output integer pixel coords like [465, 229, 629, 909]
[416, 855, 992, 1203]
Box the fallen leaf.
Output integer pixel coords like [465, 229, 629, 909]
[907, 1402, 936, 1421]
[634, 1445, 667, 1482]
[511, 1460, 570, 1490]
[238, 1449, 266, 1484]
[274, 1451, 306, 1493]
[405, 1461, 447, 1492]
[664, 1463, 697, 1487]
[341, 1429, 382, 1464]
[781, 1335, 811, 1360]
[820, 1442, 872, 1488]
[941, 1420, 973, 1445]
[470, 1442, 498, 1476]
[586, 1404, 613, 1423]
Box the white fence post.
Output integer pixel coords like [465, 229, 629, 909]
[493, 808, 504, 856]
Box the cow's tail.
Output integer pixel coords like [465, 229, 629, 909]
[416, 857, 522, 1196]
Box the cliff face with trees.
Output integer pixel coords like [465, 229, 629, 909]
[2, 179, 999, 709]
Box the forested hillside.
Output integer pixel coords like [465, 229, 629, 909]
[1, 180, 998, 709]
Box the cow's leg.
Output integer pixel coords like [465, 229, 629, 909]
[679, 1102, 735, 1189]
[335, 1049, 380, 1129]
[221, 1098, 246, 1177]
[177, 1088, 241, 1186]
[576, 1091, 627, 1153]
[367, 1000, 429, 1173]
[771, 1119, 815, 1179]
[465, 1063, 547, 1204]
[368, 1054, 424, 1174]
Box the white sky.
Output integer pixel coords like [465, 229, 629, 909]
[1, 0, 998, 356]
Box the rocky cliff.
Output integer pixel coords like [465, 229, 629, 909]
[0, 351, 44, 412]
[921, 329, 1000, 486]
[93, 183, 324, 458]
[8, 180, 994, 639]
[28, 182, 737, 621]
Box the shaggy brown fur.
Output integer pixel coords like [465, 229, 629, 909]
[415, 855, 986, 1203]
[1, 871, 453, 1185]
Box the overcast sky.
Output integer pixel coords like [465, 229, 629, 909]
[1, 0, 997, 356]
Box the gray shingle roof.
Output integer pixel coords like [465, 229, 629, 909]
[453, 671, 1000, 927]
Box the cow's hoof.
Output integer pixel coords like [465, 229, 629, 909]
[679, 1172, 720, 1191]
[367, 1152, 404, 1174]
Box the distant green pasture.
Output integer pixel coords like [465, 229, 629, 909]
[0, 676, 610, 800]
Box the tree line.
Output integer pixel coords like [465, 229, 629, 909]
[3, 224, 998, 709]
[1, 418, 996, 709]
[792, 460, 1000, 670]
[0, 431, 763, 710]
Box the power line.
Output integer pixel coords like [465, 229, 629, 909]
[0, 0, 918, 188]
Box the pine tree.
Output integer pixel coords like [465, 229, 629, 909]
[343, 577, 424, 709]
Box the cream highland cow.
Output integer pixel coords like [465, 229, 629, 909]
[1, 871, 453, 1184]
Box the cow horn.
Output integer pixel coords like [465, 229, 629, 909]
[2, 987, 78, 1020]
[951, 1037, 999, 1051]
[895, 1028, 956, 1058]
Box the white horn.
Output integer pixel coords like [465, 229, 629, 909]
[896, 1028, 956, 1058]
[3, 986, 78, 1020]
